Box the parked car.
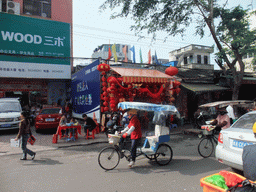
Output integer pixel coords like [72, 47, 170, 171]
[35, 107, 62, 132]
[215, 110, 256, 171]
[0, 98, 22, 130]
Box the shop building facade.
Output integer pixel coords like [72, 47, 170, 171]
[0, 0, 72, 109]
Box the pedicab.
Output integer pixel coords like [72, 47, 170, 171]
[98, 101, 180, 170]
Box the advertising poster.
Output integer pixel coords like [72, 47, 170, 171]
[71, 60, 100, 120]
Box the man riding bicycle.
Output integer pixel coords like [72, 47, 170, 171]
[119, 109, 142, 168]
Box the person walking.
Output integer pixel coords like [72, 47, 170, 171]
[119, 109, 142, 168]
[15, 111, 36, 160]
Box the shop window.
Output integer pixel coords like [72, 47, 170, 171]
[204, 56, 208, 64]
[23, 0, 51, 18]
[197, 55, 201, 64]
[184, 56, 188, 64]
[189, 55, 193, 63]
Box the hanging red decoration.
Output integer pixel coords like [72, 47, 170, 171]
[102, 82, 107, 87]
[101, 76, 106, 82]
[110, 104, 116, 108]
[103, 101, 108, 106]
[175, 88, 181, 95]
[104, 107, 109, 112]
[138, 84, 165, 99]
[102, 87, 107, 92]
[173, 80, 181, 88]
[107, 76, 117, 84]
[165, 66, 178, 76]
[102, 91, 108, 97]
[97, 63, 110, 72]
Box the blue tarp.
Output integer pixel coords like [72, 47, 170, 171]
[118, 102, 180, 117]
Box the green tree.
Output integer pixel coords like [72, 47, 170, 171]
[100, 0, 256, 100]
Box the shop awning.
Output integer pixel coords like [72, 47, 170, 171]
[181, 83, 230, 94]
[111, 67, 173, 83]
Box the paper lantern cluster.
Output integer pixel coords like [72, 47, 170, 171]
[98, 63, 181, 113]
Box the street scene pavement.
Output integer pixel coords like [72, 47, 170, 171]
[0, 124, 230, 192]
[0, 124, 199, 157]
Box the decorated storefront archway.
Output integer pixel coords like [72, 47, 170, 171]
[97, 64, 181, 113]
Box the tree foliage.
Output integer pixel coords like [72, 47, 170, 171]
[100, 0, 256, 99]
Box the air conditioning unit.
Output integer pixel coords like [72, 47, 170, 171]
[6, 0, 20, 15]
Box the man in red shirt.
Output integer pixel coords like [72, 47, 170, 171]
[120, 109, 142, 167]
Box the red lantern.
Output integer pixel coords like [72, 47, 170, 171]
[104, 107, 109, 111]
[101, 76, 106, 82]
[103, 101, 108, 106]
[175, 88, 181, 94]
[102, 87, 107, 92]
[173, 81, 181, 88]
[165, 66, 178, 76]
[107, 76, 117, 84]
[97, 63, 110, 72]
[102, 91, 108, 97]
[110, 104, 116, 108]
[102, 82, 107, 87]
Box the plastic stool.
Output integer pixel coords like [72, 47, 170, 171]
[86, 129, 96, 139]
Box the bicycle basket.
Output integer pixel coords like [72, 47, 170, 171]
[202, 129, 213, 135]
[108, 134, 121, 145]
[201, 125, 215, 135]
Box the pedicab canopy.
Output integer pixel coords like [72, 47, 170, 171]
[199, 100, 254, 109]
[118, 102, 180, 118]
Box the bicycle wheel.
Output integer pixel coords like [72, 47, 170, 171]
[155, 144, 173, 166]
[198, 137, 214, 158]
[98, 146, 120, 170]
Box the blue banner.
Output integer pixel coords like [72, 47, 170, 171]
[71, 59, 100, 119]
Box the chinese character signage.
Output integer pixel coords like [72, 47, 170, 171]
[0, 12, 71, 79]
[71, 59, 100, 119]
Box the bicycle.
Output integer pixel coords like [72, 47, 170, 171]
[197, 125, 218, 158]
[98, 134, 173, 170]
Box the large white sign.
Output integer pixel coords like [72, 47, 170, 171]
[0, 61, 70, 79]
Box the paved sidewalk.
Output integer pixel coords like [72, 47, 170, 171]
[0, 124, 196, 157]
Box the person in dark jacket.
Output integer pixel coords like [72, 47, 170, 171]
[15, 111, 36, 160]
[82, 114, 96, 136]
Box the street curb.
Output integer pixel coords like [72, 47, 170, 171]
[57, 141, 108, 149]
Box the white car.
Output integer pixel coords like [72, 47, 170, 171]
[215, 111, 256, 171]
[0, 98, 22, 130]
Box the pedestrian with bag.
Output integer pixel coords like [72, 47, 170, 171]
[15, 111, 36, 160]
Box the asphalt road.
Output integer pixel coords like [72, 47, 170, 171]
[0, 133, 231, 192]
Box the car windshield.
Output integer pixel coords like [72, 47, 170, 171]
[232, 113, 256, 129]
[0, 102, 21, 112]
[40, 108, 61, 114]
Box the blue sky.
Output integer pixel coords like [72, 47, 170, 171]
[73, 0, 256, 69]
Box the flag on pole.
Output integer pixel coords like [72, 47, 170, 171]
[122, 45, 128, 62]
[130, 46, 136, 63]
[148, 49, 151, 64]
[139, 48, 143, 63]
[107, 45, 112, 60]
[155, 50, 159, 65]
[111, 44, 118, 62]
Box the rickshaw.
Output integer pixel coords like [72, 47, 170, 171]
[197, 100, 254, 158]
[98, 101, 180, 170]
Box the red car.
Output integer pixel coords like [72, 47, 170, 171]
[35, 107, 63, 132]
